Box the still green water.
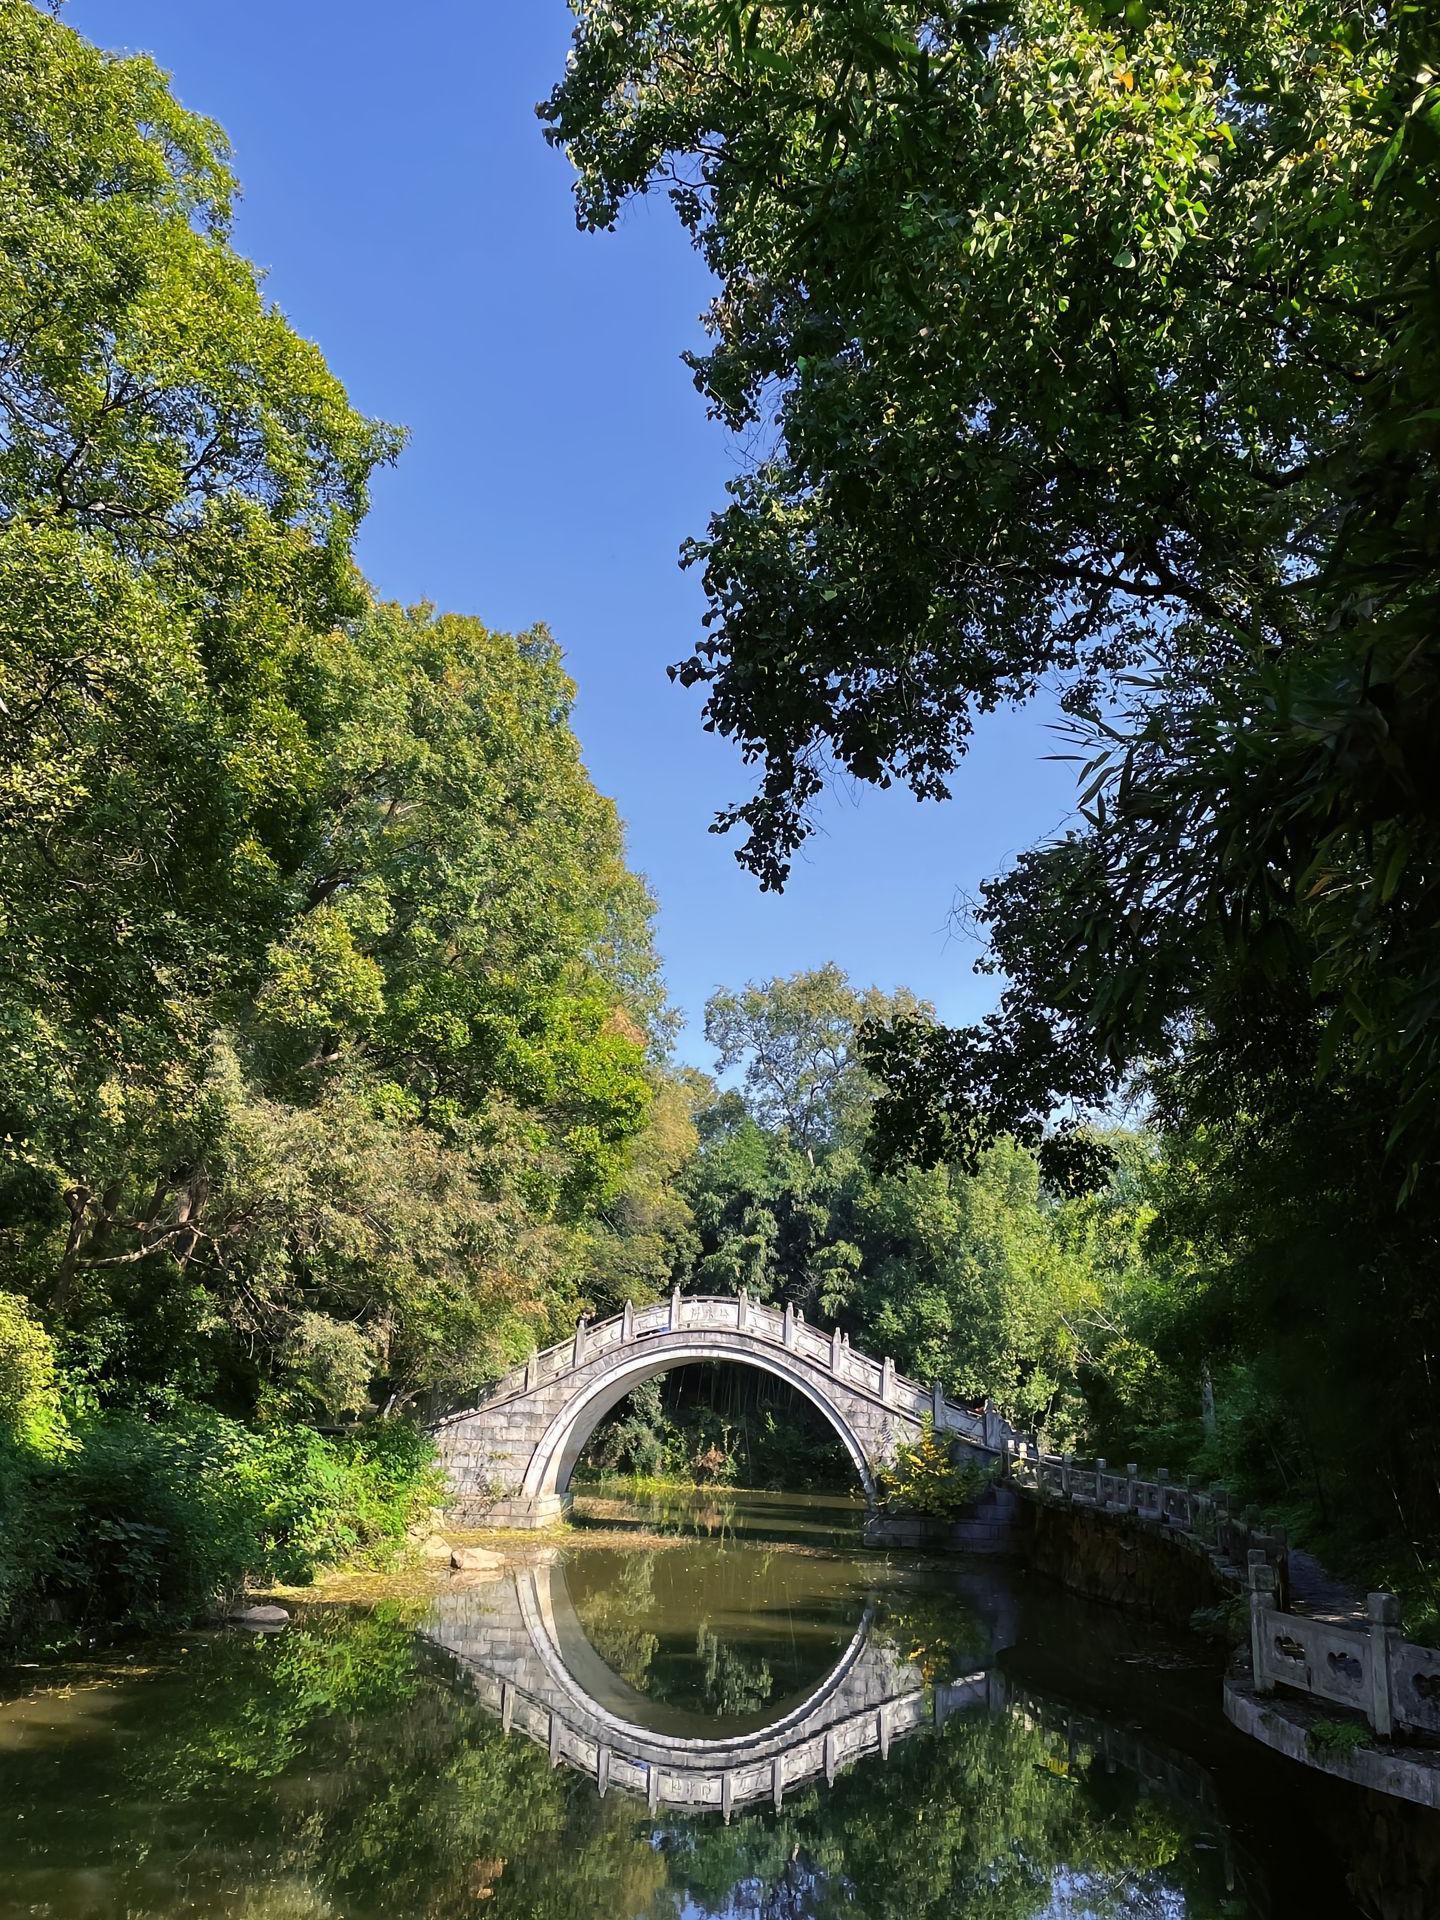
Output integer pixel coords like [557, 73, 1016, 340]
[0, 1488, 1361, 1919]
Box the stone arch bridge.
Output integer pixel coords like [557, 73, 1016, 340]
[432, 1292, 1017, 1527]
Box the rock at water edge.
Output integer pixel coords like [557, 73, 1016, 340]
[230, 1604, 290, 1630]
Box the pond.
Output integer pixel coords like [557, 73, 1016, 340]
[0, 1488, 1365, 1919]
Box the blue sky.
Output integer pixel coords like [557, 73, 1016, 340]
[67, 0, 1078, 1068]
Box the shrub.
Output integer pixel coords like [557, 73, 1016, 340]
[1307, 1718, 1371, 1759]
[1189, 1597, 1247, 1643]
[0, 1291, 64, 1449]
[0, 1408, 441, 1652]
[878, 1422, 996, 1519]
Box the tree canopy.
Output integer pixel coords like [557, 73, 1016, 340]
[0, 0, 670, 1434]
[544, 0, 1439, 1166]
[546, 0, 1440, 1551]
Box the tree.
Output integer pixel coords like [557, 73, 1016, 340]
[705, 965, 923, 1154]
[579, 1067, 705, 1314]
[674, 968, 1151, 1438]
[0, 2, 669, 1425]
[2, 595, 666, 1413]
[545, 0, 1440, 1542]
[544, 0, 1440, 1175]
[546, 1, 1415, 853]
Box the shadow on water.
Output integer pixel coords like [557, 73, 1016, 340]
[0, 1493, 1370, 1920]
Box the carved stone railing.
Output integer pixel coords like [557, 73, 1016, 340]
[1001, 1439, 1289, 1598]
[453, 1290, 1017, 1454]
[1246, 1554, 1440, 1742]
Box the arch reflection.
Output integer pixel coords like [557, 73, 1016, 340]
[426, 1555, 982, 1816]
[426, 1555, 1254, 1912]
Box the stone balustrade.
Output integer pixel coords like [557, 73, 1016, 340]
[469, 1292, 1010, 1449]
[1246, 1553, 1440, 1742]
[1002, 1438, 1288, 1599]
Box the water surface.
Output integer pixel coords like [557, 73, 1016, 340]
[0, 1487, 1364, 1919]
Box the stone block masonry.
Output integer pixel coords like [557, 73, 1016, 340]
[429, 1292, 1019, 1528]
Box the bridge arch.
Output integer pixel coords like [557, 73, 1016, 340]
[520, 1337, 877, 1506]
[431, 1293, 1013, 1528]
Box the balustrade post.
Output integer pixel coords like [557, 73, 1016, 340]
[1272, 1528, 1290, 1610]
[932, 1380, 945, 1429]
[1251, 1532, 1288, 1610]
[1367, 1593, 1401, 1739]
[783, 1302, 797, 1349]
[1212, 1483, 1230, 1551]
[881, 1355, 895, 1405]
[1156, 1467, 1170, 1522]
[1095, 1458, 1107, 1504]
[669, 1286, 682, 1332]
[573, 1317, 588, 1367]
[983, 1396, 1001, 1451]
[1237, 1503, 1259, 1561]
[1248, 1551, 1277, 1697]
[737, 1289, 747, 1333]
[1060, 1452, 1073, 1499]
[622, 1299, 635, 1342]
[524, 1349, 539, 1393]
[831, 1324, 844, 1373]
[1184, 1474, 1202, 1531]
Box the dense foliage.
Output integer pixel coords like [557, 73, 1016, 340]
[546, 2, 1440, 1560]
[0, 0, 679, 1637]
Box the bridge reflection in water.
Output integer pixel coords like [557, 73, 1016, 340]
[427, 1556, 964, 1817]
[425, 1557, 1247, 1905]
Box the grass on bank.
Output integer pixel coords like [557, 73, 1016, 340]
[0, 1410, 443, 1657]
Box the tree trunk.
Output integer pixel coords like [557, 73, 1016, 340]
[50, 1186, 92, 1314]
[1201, 1361, 1217, 1439]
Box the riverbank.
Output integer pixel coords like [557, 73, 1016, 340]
[0, 1412, 442, 1660]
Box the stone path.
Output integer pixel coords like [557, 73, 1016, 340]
[1286, 1547, 1368, 1623]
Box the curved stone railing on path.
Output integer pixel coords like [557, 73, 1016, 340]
[1228, 1554, 1440, 1809]
[1007, 1439, 1440, 1808]
[1002, 1441, 1290, 1599]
